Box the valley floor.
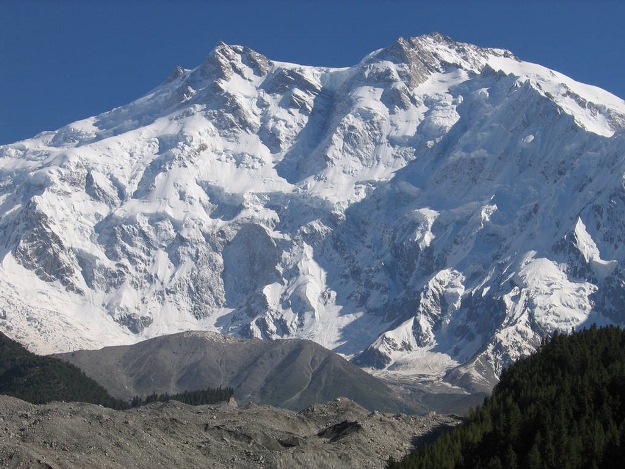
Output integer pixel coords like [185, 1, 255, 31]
[0, 395, 459, 468]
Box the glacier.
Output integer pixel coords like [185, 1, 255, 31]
[2, 33, 625, 392]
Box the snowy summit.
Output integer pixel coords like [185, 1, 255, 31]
[2, 33, 625, 392]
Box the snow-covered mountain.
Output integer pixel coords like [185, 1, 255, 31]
[2, 33, 625, 392]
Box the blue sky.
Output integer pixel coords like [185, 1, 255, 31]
[1, 0, 624, 145]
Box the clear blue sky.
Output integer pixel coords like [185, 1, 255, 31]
[1, 0, 624, 145]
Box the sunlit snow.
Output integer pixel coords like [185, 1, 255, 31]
[1, 34, 625, 392]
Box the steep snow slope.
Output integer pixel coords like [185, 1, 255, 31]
[2, 34, 625, 392]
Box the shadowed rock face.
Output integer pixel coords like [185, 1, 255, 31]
[222, 224, 281, 306]
[55, 331, 416, 413]
[0, 395, 460, 469]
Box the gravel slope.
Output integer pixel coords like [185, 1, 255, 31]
[55, 331, 416, 413]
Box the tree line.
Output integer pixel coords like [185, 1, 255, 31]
[129, 387, 234, 407]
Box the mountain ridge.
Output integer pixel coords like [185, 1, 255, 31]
[2, 33, 625, 392]
[54, 330, 416, 413]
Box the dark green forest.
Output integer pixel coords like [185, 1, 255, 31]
[129, 387, 234, 407]
[0, 332, 232, 409]
[390, 325, 625, 469]
[0, 331, 126, 408]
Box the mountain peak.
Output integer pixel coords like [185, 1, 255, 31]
[2, 37, 625, 394]
[162, 65, 187, 85]
[359, 33, 516, 88]
[201, 41, 270, 80]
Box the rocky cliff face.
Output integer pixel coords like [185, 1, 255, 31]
[2, 33, 625, 392]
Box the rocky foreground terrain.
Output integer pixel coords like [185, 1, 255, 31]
[0, 395, 459, 468]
